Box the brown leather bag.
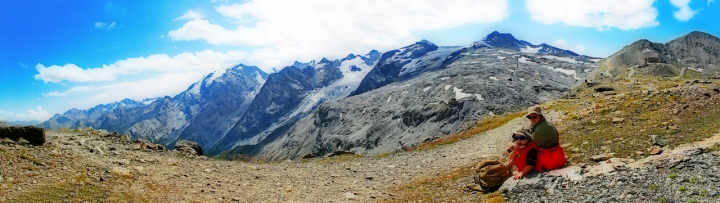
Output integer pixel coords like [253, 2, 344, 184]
[472, 160, 511, 192]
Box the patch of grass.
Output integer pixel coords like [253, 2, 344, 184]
[669, 174, 678, 179]
[700, 189, 709, 196]
[19, 150, 43, 166]
[689, 176, 698, 184]
[388, 165, 489, 202]
[659, 197, 668, 203]
[6, 175, 152, 202]
[710, 143, 720, 152]
[649, 184, 657, 190]
[688, 199, 698, 203]
[552, 77, 720, 163]
[679, 185, 687, 192]
[409, 111, 526, 151]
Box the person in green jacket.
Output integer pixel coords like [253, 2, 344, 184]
[525, 106, 559, 148]
[520, 106, 566, 170]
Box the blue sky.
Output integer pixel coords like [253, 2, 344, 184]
[0, 0, 717, 122]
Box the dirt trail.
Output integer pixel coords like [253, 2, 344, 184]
[0, 112, 560, 202]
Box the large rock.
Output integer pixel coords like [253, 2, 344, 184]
[175, 139, 203, 156]
[0, 126, 45, 145]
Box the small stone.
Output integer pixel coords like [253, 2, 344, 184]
[232, 197, 241, 201]
[648, 147, 663, 155]
[590, 154, 612, 162]
[611, 117, 625, 123]
[344, 192, 357, 200]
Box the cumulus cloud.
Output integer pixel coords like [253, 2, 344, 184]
[1, 107, 52, 121]
[526, 0, 659, 31]
[670, 0, 698, 21]
[551, 39, 586, 54]
[174, 10, 205, 21]
[95, 21, 117, 29]
[34, 50, 248, 83]
[169, 0, 508, 70]
[43, 71, 215, 110]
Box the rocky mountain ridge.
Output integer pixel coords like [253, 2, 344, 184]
[601, 31, 720, 78]
[42, 31, 598, 159]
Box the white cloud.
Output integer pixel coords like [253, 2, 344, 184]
[169, 0, 508, 70]
[95, 21, 117, 29]
[670, 0, 698, 21]
[174, 10, 205, 21]
[45, 71, 214, 110]
[34, 50, 248, 83]
[526, 0, 659, 31]
[551, 39, 586, 54]
[1, 107, 52, 121]
[19, 62, 28, 68]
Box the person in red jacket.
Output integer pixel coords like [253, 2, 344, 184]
[504, 128, 539, 180]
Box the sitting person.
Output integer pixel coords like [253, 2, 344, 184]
[524, 105, 567, 171]
[504, 128, 540, 180]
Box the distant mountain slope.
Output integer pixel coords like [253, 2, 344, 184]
[599, 31, 720, 79]
[208, 51, 381, 155]
[42, 31, 600, 159]
[41, 65, 268, 150]
[224, 32, 599, 160]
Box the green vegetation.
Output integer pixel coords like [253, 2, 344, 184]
[551, 76, 720, 163]
[389, 165, 490, 202]
[6, 175, 152, 202]
[659, 197, 668, 203]
[19, 150, 43, 166]
[689, 199, 698, 203]
[649, 184, 657, 190]
[679, 185, 687, 192]
[669, 174, 678, 179]
[689, 176, 698, 184]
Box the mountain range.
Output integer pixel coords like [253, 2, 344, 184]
[41, 31, 720, 160]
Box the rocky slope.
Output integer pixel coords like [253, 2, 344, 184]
[231, 32, 598, 160]
[600, 31, 720, 79]
[40, 64, 269, 152]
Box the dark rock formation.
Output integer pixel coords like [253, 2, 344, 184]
[0, 126, 45, 145]
[175, 139, 203, 156]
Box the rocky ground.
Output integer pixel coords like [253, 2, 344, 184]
[502, 135, 720, 203]
[0, 112, 559, 202]
[2, 108, 720, 202]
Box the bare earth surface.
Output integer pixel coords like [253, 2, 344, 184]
[0, 112, 561, 202]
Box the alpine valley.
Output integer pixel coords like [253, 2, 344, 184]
[42, 31, 607, 159]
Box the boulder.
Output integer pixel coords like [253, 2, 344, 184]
[649, 135, 667, 147]
[0, 126, 45, 145]
[174, 139, 203, 156]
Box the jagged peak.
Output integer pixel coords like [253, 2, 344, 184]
[417, 39, 435, 46]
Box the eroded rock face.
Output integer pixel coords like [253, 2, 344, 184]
[248, 42, 594, 160]
[0, 126, 45, 145]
